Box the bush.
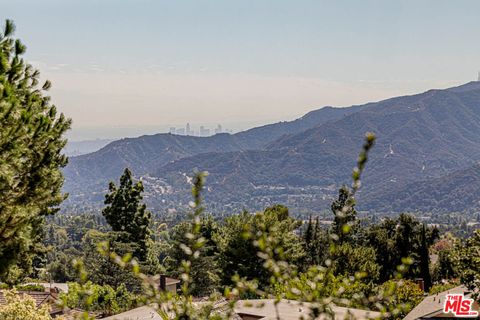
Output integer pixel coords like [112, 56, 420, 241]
[0, 290, 62, 320]
[379, 280, 424, 319]
[60, 282, 138, 316]
[15, 284, 45, 292]
[429, 282, 458, 295]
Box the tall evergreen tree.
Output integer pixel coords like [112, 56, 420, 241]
[419, 224, 432, 292]
[0, 20, 71, 280]
[301, 216, 327, 268]
[301, 216, 314, 267]
[102, 168, 152, 261]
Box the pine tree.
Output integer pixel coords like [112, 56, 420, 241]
[102, 168, 153, 261]
[0, 20, 71, 280]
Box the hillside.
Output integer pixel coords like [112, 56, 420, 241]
[63, 82, 480, 214]
[151, 82, 480, 214]
[363, 162, 480, 212]
[63, 105, 359, 206]
[64, 139, 113, 156]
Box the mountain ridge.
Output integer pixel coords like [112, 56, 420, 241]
[63, 82, 480, 215]
[63, 103, 362, 207]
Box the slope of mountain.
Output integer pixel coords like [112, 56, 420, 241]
[233, 105, 366, 149]
[150, 82, 480, 213]
[63, 82, 480, 214]
[63, 105, 361, 206]
[64, 139, 113, 156]
[363, 162, 480, 212]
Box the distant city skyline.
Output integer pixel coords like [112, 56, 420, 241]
[67, 121, 251, 141]
[169, 123, 232, 137]
[2, 0, 480, 140]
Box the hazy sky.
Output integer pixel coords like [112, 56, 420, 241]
[2, 0, 479, 140]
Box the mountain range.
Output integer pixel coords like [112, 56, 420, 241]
[64, 139, 113, 156]
[62, 82, 480, 216]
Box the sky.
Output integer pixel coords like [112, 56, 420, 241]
[2, 0, 480, 140]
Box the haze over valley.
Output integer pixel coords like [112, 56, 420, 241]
[63, 81, 480, 216]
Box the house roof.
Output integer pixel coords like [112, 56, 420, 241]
[404, 285, 476, 320]
[104, 300, 240, 320]
[198, 297, 243, 320]
[60, 308, 101, 320]
[234, 299, 382, 320]
[102, 306, 162, 320]
[101, 298, 381, 320]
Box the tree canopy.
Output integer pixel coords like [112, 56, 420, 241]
[102, 168, 153, 261]
[0, 19, 71, 280]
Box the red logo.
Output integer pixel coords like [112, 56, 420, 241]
[443, 294, 478, 317]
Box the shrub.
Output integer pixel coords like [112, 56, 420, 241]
[379, 280, 424, 318]
[15, 284, 45, 292]
[0, 289, 63, 320]
[60, 282, 137, 316]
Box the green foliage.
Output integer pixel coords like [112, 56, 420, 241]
[0, 283, 44, 291]
[454, 229, 480, 298]
[330, 242, 380, 285]
[82, 230, 142, 292]
[45, 250, 79, 282]
[428, 282, 458, 295]
[0, 289, 57, 320]
[215, 205, 304, 288]
[331, 186, 358, 243]
[103, 168, 153, 261]
[364, 214, 438, 283]
[432, 249, 457, 282]
[379, 280, 424, 319]
[418, 224, 432, 291]
[301, 216, 328, 267]
[167, 214, 220, 296]
[41, 214, 107, 283]
[60, 282, 137, 316]
[156, 171, 231, 319]
[0, 19, 71, 281]
[272, 270, 375, 308]
[14, 284, 44, 292]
